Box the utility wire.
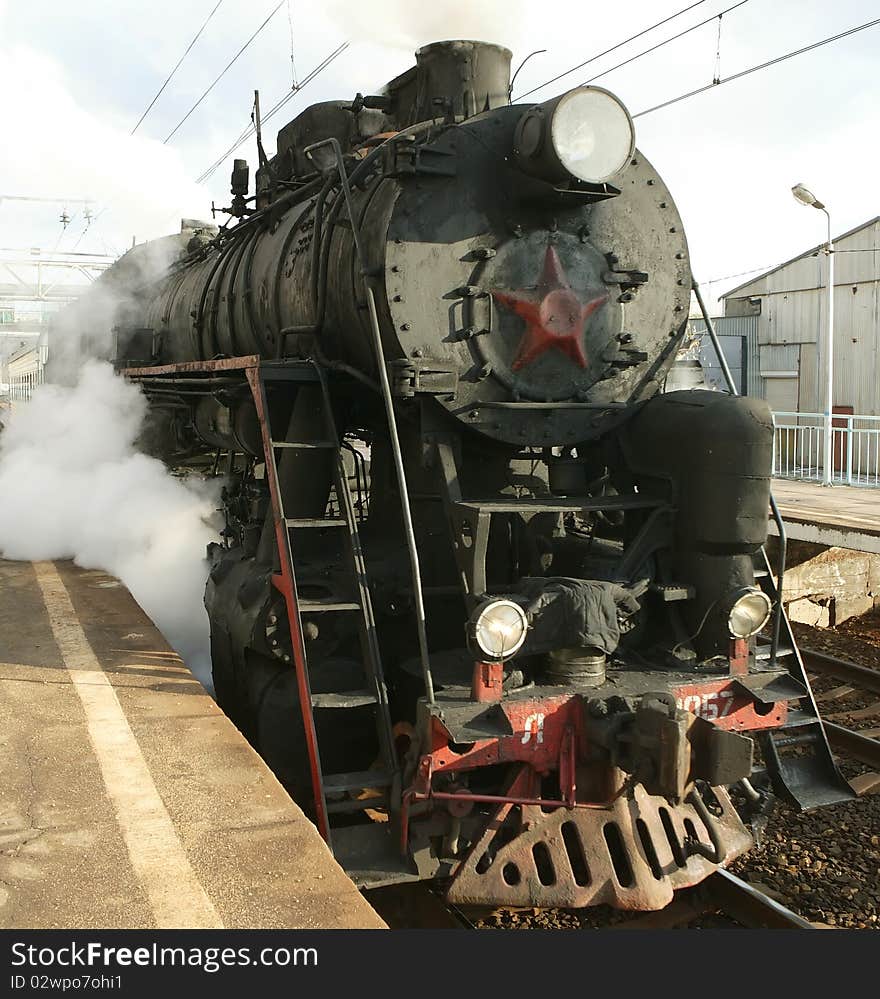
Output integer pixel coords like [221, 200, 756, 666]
[515, 0, 712, 101]
[195, 41, 349, 184]
[634, 15, 880, 118]
[131, 0, 225, 134]
[286, 0, 299, 87]
[701, 263, 777, 285]
[164, 0, 286, 144]
[579, 0, 749, 89]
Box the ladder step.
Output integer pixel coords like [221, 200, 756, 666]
[285, 518, 346, 528]
[311, 689, 378, 709]
[323, 769, 394, 793]
[270, 440, 337, 449]
[326, 794, 390, 815]
[299, 598, 361, 613]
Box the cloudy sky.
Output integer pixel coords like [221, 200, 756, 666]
[0, 0, 877, 309]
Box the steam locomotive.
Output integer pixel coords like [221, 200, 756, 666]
[69, 40, 853, 910]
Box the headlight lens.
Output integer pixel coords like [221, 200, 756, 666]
[727, 588, 772, 639]
[469, 599, 528, 661]
[550, 87, 635, 183]
[514, 85, 635, 185]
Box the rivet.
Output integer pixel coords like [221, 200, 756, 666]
[391, 264, 400, 272]
[646, 178, 655, 186]
[659, 202, 668, 209]
[412, 349, 423, 357]
[669, 226, 676, 233]
[401, 322, 411, 331]
[675, 252, 685, 260]
[393, 294, 403, 302]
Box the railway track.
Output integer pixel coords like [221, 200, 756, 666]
[802, 645, 880, 791]
[367, 868, 816, 929]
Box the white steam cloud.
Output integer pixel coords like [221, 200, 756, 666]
[323, 1, 527, 50]
[0, 362, 218, 687]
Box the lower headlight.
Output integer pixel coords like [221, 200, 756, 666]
[468, 599, 528, 661]
[726, 587, 772, 639]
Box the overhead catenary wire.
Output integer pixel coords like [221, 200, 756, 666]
[131, 0, 226, 135]
[163, 0, 286, 144]
[701, 263, 778, 285]
[633, 15, 880, 118]
[195, 41, 349, 184]
[515, 0, 713, 101]
[578, 0, 749, 89]
[286, 0, 299, 87]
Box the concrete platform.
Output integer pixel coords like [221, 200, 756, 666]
[0, 558, 385, 929]
[770, 479, 880, 554]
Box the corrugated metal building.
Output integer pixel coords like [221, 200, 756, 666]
[721, 216, 880, 414]
[686, 315, 759, 396]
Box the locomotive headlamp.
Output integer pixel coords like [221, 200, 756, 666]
[468, 599, 528, 661]
[724, 587, 773, 639]
[514, 86, 635, 185]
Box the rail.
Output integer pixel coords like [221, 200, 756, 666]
[772, 411, 880, 487]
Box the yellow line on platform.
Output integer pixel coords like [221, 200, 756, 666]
[32, 561, 224, 930]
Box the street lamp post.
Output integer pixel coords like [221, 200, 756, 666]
[792, 183, 834, 486]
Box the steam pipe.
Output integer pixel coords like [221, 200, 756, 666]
[692, 279, 785, 665]
[304, 137, 435, 704]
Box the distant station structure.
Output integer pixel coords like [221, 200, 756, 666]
[721, 216, 880, 415]
[0, 195, 115, 403]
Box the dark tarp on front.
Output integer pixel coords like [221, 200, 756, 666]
[517, 576, 647, 655]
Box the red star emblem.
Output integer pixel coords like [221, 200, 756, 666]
[491, 246, 608, 371]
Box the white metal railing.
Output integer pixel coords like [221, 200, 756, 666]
[772, 411, 880, 487]
[7, 366, 44, 402]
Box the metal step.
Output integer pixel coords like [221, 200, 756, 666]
[752, 542, 855, 811]
[760, 723, 857, 810]
[270, 440, 337, 450]
[326, 794, 390, 815]
[299, 598, 361, 613]
[285, 518, 346, 528]
[331, 823, 421, 889]
[311, 689, 378, 709]
[755, 644, 795, 661]
[323, 770, 394, 793]
[780, 708, 820, 730]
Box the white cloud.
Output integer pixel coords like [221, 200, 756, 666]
[0, 32, 212, 254]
